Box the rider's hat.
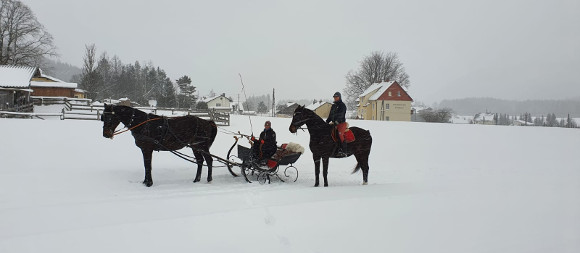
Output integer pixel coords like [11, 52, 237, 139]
[265, 121, 271, 127]
[333, 92, 341, 98]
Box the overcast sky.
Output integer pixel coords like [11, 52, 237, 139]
[25, 0, 579, 104]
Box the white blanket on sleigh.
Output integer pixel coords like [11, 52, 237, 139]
[285, 142, 305, 154]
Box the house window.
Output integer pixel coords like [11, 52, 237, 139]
[386, 116, 390, 121]
[385, 103, 390, 110]
[388, 91, 392, 96]
[216, 103, 221, 107]
[397, 91, 401, 97]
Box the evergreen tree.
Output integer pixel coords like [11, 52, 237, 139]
[257, 101, 268, 114]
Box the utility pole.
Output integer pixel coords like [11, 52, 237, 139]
[272, 88, 276, 117]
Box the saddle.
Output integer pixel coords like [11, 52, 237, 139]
[331, 123, 355, 143]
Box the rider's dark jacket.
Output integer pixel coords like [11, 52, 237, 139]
[326, 99, 347, 124]
[253, 128, 277, 159]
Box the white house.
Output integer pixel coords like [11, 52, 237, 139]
[200, 94, 231, 113]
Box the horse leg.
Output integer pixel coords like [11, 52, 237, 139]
[313, 155, 321, 187]
[362, 162, 369, 185]
[322, 156, 329, 187]
[141, 148, 154, 187]
[356, 153, 370, 185]
[202, 151, 213, 182]
[192, 150, 204, 183]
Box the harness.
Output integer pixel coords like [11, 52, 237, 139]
[113, 117, 162, 136]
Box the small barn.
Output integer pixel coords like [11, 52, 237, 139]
[306, 101, 332, 119]
[473, 113, 496, 125]
[30, 70, 84, 98]
[0, 65, 38, 112]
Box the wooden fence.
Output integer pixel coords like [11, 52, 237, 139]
[3, 97, 231, 125]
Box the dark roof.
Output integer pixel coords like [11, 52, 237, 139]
[277, 103, 301, 114]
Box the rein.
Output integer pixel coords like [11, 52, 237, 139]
[113, 117, 162, 136]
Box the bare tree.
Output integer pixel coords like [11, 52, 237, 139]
[344, 51, 410, 106]
[0, 0, 56, 66]
[80, 44, 101, 100]
[419, 108, 453, 123]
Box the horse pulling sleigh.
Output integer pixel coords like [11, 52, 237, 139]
[101, 104, 303, 186]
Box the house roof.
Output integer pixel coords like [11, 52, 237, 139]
[201, 95, 231, 103]
[31, 81, 78, 89]
[306, 101, 331, 111]
[278, 103, 301, 114]
[0, 65, 38, 88]
[201, 95, 223, 103]
[359, 82, 387, 98]
[38, 69, 67, 83]
[373, 81, 413, 102]
[474, 113, 496, 122]
[368, 84, 391, 101]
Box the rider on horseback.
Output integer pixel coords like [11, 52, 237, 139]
[326, 92, 348, 157]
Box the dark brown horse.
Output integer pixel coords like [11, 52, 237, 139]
[101, 104, 217, 187]
[289, 106, 372, 187]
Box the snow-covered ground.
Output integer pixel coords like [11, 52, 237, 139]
[1, 115, 579, 253]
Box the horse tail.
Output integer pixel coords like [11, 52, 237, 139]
[209, 121, 218, 148]
[352, 163, 361, 174]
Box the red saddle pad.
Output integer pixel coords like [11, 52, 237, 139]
[344, 129, 355, 143]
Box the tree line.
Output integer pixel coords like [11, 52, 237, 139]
[476, 112, 577, 128]
[439, 97, 580, 118]
[76, 44, 196, 108]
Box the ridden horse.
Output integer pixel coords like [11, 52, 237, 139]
[101, 104, 217, 187]
[289, 106, 372, 186]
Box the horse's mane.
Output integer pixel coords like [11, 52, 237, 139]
[298, 106, 329, 127]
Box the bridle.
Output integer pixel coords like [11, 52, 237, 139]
[102, 109, 162, 136]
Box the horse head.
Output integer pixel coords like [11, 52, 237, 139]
[101, 103, 122, 139]
[289, 105, 307, 133]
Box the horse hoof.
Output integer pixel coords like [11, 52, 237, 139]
[324, 184, 328, 187]
[314, 183, 319, 187]
[143, 181, 153, 187]
[193, 178, 200, 183]
[362, 182, 368, 185]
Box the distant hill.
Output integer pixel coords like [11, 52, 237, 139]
[439, 97, 580, 117]
[41, 58, 82, 82]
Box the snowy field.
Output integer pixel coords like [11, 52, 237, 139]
[1, 115, 579, 252]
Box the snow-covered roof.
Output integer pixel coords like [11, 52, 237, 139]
[359, 81, 396, 101]
[306, 101, 331, 111]
[0, 65, 37, 88]
[200, 95, 229, 103]
[474, 113, 496, 122]
[368, 84, 391, 101]
[38, 69, 66, 83]
[286, 102, 297, 107]
[30, 81, 78, 89]
[360, 82, 394, 98]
